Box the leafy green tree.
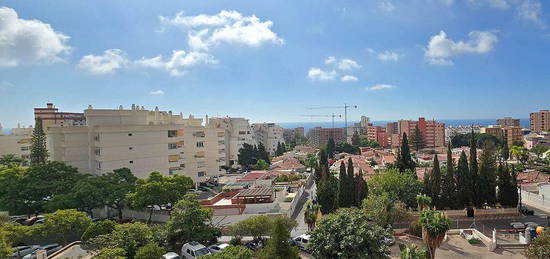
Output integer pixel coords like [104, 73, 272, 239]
[103, 168, 138, 221]
[238, 143, 257, 167]
[0, 154, 26, 166]
[255, 159, 269, 170]
[89, 222, 153, 258]
[257, 216, 299, 259]
[71, 176, 108, 217]
[419, 210, 451, 259]
[509, 165, 519, 207]
[309, 208, 390, 259]
[257, 143, 270, 162]
[400, 244, 428, 259]
[501, 142, 510, 161]
[469, 130, 480, 207]
[359, 138, 380, 148]
[81, 220, 116, 242]
[456, 151, 472, 207]
[440, 145, 457, 209]
[429, 155, 441, 208]
[0, 225, 13, 259]
[532, 145, 550, 158]
[305, 152, 318, 171]
[166, 194, 219, 246]
[411, 125, 426, 151]
[334, 142, 360, 154]
[42, 209, 92, 245]
[363, 193, 411, 227]
[202, 246, 254, 259]
[30, 118, 48, 165]
[233, 215, 271, 242]
[397, 133, 416, 174]
[0, 165, 29, 214]
[351, 131, 360, 146]
[355, 169, 368, 207]
[478, 147, 497, 206]
[95, 248, 126, 259]
[526, 230, 550, 259]
[135, 243, 165, 259]
[327, 137, 336, 159]
[497, 164, 518, 207]
[416, 194, 432, 211]
[368, 169, 423, 208]
[304, 200, 320, 231]
[317, 175, 338, 214]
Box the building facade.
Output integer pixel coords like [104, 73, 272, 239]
[47, 105, 226, 183]
[307, 127, 345, 147]
[207, 117, 255, 166]
[34, 103, 86, 128]
[283, 127, 304, 143]
[396, 117, 445, 148]
[497, 117, 520, 127]
[530, 110, 550, 133]
[251, 123, 284, 155]
[367, 125, 388, 147]
[0, 126, 33, 159]
[480, 125, 523, 147]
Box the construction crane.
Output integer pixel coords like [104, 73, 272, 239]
[301, 114, 342, 128]
[305, 104, 358, 138]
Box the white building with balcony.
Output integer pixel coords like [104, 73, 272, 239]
[207, 116, 255, 166]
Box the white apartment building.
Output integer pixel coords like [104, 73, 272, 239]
[0, 125, 33, 159]
[46, 105, 226, 183]
[207, 116, 255, 166]
[251, 123, 284, 155]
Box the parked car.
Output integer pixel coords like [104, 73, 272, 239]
[162, 252, 181, 259]
[510, 222, 526, 230]
[23, 216, 44, 226]
[244, 239, 264, 251]
[524, 222, 539, 228]
[181, 241, 211, 259]
[208, 243, 229, 253]
[22, 244, 62, 259]
[384, 236, 396, 246]
[519, 206, 534, 216]
[11, 245, 40, 258]
[292, 234, 310, 250]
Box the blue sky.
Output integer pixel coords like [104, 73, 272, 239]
[1, 0, 549, 128]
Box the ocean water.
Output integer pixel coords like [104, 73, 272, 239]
[279, 119, 530, 133]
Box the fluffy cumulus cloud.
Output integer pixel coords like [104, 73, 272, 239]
[366, 84, 395, 91]
[307, 68, 337, 81]
[149, 90, 164, 95]
[160, 10, 284, 51]
[78, 49, 129, 74]
[341, 75, 358, 82]
[136, 50, 218, 77]
[324, 56, 361, 70]
[0, 7, 70, 67]
[424, 30, 498, 65]
[377, 51, 400, 62]
[517, 0, 546, 28]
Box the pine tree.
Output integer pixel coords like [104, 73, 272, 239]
[327, 138, 336, 159]
[456, 151, 472, 208]
[257, 143, 270, 163]
[430, 155, 442, 208]
[411, 125, 426, 151]
[478, 146, 497, 206]
[440, 145, 457, 209]
[355, 169, 368, 207]
[30, 118, 48, 165]
[397, 133, 416, 174]
[469, 129, 481, 207]
[347, 158, 356, 207]
[338, 162, 349, 208]
[351, 131, 360, 146]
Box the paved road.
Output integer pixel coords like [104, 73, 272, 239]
[291, 183, 316, 237]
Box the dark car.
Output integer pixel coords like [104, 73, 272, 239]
[244, 239, 264, 251]
[11, 245, 40, 258]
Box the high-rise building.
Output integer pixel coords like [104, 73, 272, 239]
[307, 127, 345, 147]
[497, 117, 520, 127]
[481, 125, 523, 146]
[283, 127, 305, 143]
[367, 126, 388, 147]
[530, 110, 550, 133]
[207, 117, 255, 166]
[47, 105, 226, 183]
[251, 123, 285, 155]
[360, 116, 370, 128]
[386, 122, 398, 135]
[0, 126, 33, 159]
[34, 103, 86, 129]
[396, 117, 445, 148]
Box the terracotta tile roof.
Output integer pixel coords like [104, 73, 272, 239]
[517, 170, 550, 185]
[331, 154, 375, 177]
[270, 157, 305, 171]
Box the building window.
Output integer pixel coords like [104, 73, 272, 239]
[169, 155, 180, 162]
[20, 146, 29, 151]
[169, 167, 182, 175]
[238, 131, 246, 135]
[129, 147, 133, 150]
[193, 131, 206, 137]
[196, 142, 204, 148]
[180, 164, 186, 168]
[94, 134, 100, 142]
[197, 161, 205, 168]
[129, 160, 133, 164]
[94, 148, 101, 156]
[198, 171, 206, 177]
[128, 133, 133, 136]
[168, 143, 178, 149]
[168, 130, 177, 137]
[97, 161, 102, 169]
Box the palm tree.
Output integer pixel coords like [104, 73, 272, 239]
[400, 244, 428, 259]
[416, 194, 432, 211]
[304, 200, 320, 231]
[419, 210, 451, 259]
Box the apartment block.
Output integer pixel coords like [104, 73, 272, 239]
[367, 126, 388, 147]
[396, 117, 445, 148]
[207, 117, 255, 166]
[481, 125, 523, 147]
[283, 127, 305, 143]
[497, 117, 520, 127]
[0, 126, 33, 159]
[530, 110, 550, 133]
[47, 105, 226, 183]
[307, 127, 345, 147]
[386, 122, 398, 135]
[34, 103, 86, 128]
[251, 123, 285, 155]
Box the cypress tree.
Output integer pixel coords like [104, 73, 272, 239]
[501, 142, 510, 161]
[397, 133, 416, 174]
[430, 155, 442, 208]
[497, 163, 511, 206]
[257, 143, 270, 163]
[509, 165, 519, 207]
[411, 125, 426, 151]
[30, 118, 48, 165]
[469, 129, 481, 207]
[456, 151, 472, 208]
[440, 145, 457, 209]
[327, 138, 336, 159]
[316, 149, 329, 183]
[478, 147, 497, 206]
[355, 169, 368, 207]
[423, 170, 432, 199]
[347, 158, 355, 206]
[317, 175, 338, 214]
[338, 162, 348, 208]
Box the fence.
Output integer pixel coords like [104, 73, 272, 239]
[521, 189, 550, 211]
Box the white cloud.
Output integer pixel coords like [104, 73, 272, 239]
[136, 50, 218, 77]
[0, 7, 70, 67]
[336, 58, 361, 70]
[307, 68, 337, 81]
[160, 10, 283, 51]
[517, 0, 546, 28]
[366, 84, 395, 91]
[467, 0, 511, 9]
[378, 0, 396, 12]
[324, 56, 337, 65]
[424, 30, 498, 65]
[377, 51, 400, 62]
[150, 90, 165, 95]
[341, 75, 358, 82]
[78, 49, 129, 74]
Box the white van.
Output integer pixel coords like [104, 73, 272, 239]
[181, 241, 211, 259]
[292, 234, 310, 250]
